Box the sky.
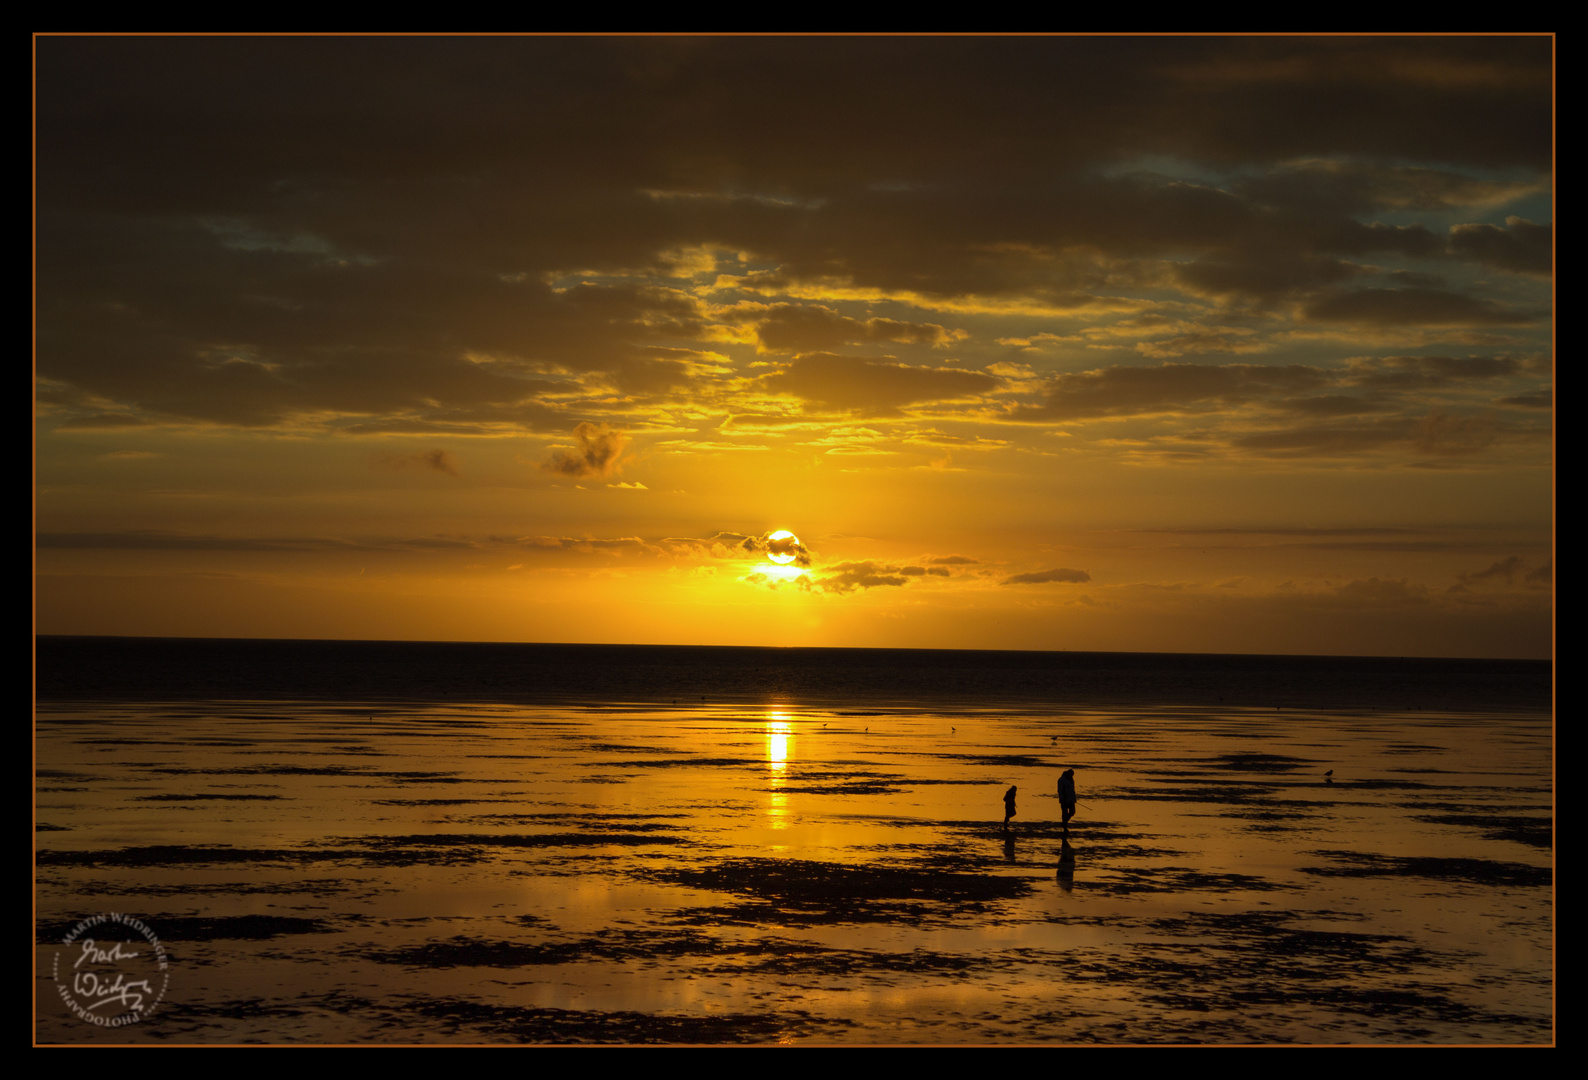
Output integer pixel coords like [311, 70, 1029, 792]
[34, 36, 1554, 658]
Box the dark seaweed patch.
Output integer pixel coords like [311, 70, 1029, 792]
[371, 798, 509, 807]
[148, 765, 370, 777]
[143, 764, 488, 784]
[1033, 909, 1552, 1037]
[1411, 814, 1553, 850]
[641, 857, 1034, 924]
[1085, 868, 1289, 897]
[134, 793, 285, 802]
[460, 812, 686, 824]
[918, 753, 1054, 768]
[36, 844, 483, 869]
[1214, 808, 1316, 822]
[1205, 754, 1315, 773]
[349, 832, 685, 849]
[461, 816, 685, 832]
[49, 878, 360, 898]
[37, 914, 333, 944]
[38, 845, 298, 867]
[404, 996, 849, 1044]
[360, 929, 811, 968]
[363, 928, 993, 983]
[581, 743, 679, 754]
[771, 781, 908, 795]
[766, 768, 997, 796]
[1110, 785, 1286, 805]
[600, 757, 758, 769]
[1302, 851, 1551, 887]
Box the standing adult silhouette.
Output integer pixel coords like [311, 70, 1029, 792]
[1057, 768, 1077, 831]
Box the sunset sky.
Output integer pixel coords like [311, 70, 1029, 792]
[35, 36, 1554, 658]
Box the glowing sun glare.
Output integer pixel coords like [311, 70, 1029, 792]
[767, 530, 799, 565]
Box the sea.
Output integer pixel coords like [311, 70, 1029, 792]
[35, 637, 1555, 1045]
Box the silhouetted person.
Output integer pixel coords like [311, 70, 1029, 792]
[1057, 768, 1077, 831]
[1002, 785, 1017, 832]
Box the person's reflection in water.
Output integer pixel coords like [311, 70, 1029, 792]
[1056, 836, 1075, 893]
[1003, 832, 1017, 863]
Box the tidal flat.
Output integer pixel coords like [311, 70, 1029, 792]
[35, 699, 1553, 1044]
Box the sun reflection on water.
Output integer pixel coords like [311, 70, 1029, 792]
[765, 711, 794, 830]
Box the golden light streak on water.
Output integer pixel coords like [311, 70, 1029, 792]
[766, 712, 794, 829]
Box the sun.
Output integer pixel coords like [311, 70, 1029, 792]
[766, 530, 799, 565]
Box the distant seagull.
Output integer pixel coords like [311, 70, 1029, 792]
[951, 727, 956, 734]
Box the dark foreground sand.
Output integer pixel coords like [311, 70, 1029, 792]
[36, 700, 1553, 1044]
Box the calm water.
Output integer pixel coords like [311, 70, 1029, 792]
[35, 639, 1554, 1045]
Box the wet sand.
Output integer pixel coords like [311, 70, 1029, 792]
[35, 699, 1553, 1044]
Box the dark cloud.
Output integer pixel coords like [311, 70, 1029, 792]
[816, 561, 914, 593]
[744, 570, 813, 591]
[1413, 410, 1498, 455]
[1346, 354, 1523, 388]
[37, 531, 357, 552]
[1280, 394, 1397, 417]
[376, 449, 460, 476]
[34, 531, 477, 553]
[751, 304, 962, 353]
[661, 531, 813, 566]
[1449, 217, 1552, 274]
[1002, 567, 1092, 586]
[34, 36, 1552, 444]
[1231, 419, 1416, 456]
[1328, 577, 1430, 608]
[1237, 160, 1540, 216]
[763, 354, 999, 415]
[1303, 287, 1534, 326]
[1014, 355, 1544, 461]
[1135, 328, 1266, 358]
[1135, 527, 1421, 537]
[1498, 389, 1551, 409]
[1174, 254, 1362, 302]
[543, 423, 628, 478]
[1458, 556, 1526, 586]
[1246, 416, 1519, 460]
[505, 535, 654, 555]
[1032, 363, 1328, 421]
[54, 413, 151, 430]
